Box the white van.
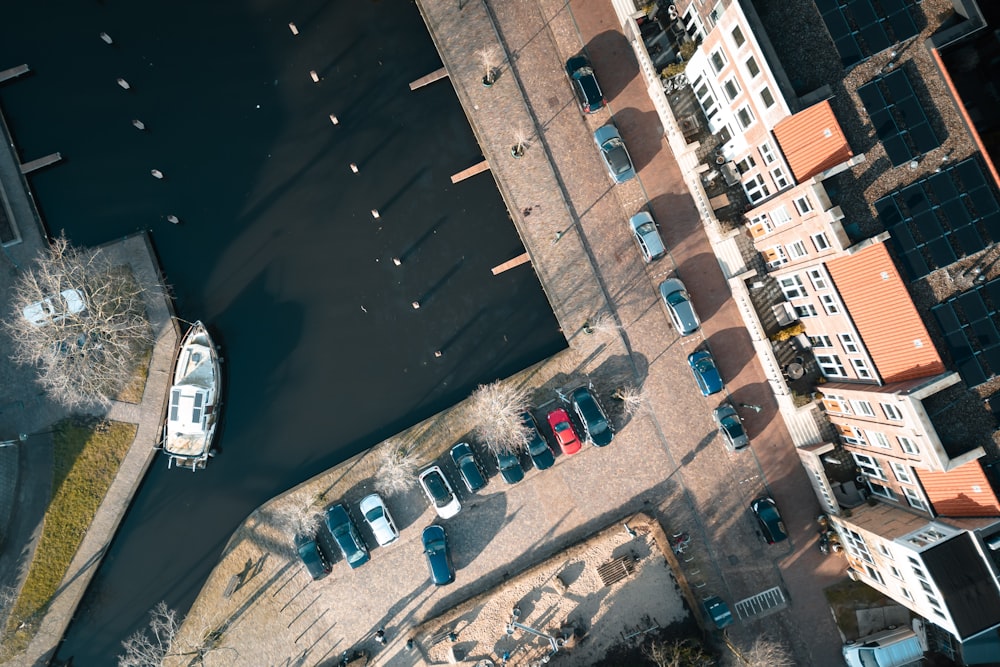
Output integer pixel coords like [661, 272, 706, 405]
[843, 624, 925, 667]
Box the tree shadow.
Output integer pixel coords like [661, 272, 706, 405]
[584, 30, 639, 102]
[610, 106, 664, 174]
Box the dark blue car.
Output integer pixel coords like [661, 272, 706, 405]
[521, 411, 555, 470]
[294, 532, 331, 580]
[688, 350, 724, 396]
[325, 502, 370, 569]
[422, 525, 455, 586]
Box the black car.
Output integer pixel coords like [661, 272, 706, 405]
[294, 532, 331, 580]
[422, 525, 455, 586]
[450, 442, 488, 492]
[750, 496, 788, 544]
[325, 503, 370, 568]
[571, 386, 614, 447]
[495, 448, 525, 484]
[521, 411, 555, 470]
[565, 55, 606, 114]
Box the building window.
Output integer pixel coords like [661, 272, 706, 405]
[903, 487, 928, 512]
[869, 481, 895, 500]
[819, 294, 840, 314]
[778, 275, 806, 299]
[850, 399, 875, 417]
[735, 155, 756, 173]
[794, 195, 813, 215]
[787, 240, 808, 259]
[743, 174, 771, 203]
[717, 125, 733, 145]
[731, 25, 746, 48]
[811, 334, 833, 348]
[807, 268, 828, 290]
[770, 205, 792, 225]
[811, 232, 831, 252]
[764, 245, 788, 268]
[760, 86, 776, 108]
[844, 529, 874, 564]
[900, 587, 912, 600]
[865, 564, 884, 585]
[898, 436, 920, 455]
[851, 358, 873, 379]
[817, 354, 846, 376]
[823, 393, 849, 412]
[748, 212, 773, 235]
[866, 430, 891, 448]
[723, 77, 741, 101]
[891, 462, 913, 483]
[879, 543, 894, 559]
[710, 48, 727, 73]
[682, 6, 707, 40]
[838, 333, 859, 353]
[795, 303, 818, 318]
[770, 165, 791, 189]
[759, 141, 776, 164]
[745, 56, 760, 78]
[693, 77, 718, 119]
[736, 105, 755, 130]
[851, 452, 886, 480]
[881, 403, 903, 421]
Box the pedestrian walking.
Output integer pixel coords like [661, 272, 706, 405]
[374, 628, 386, 645]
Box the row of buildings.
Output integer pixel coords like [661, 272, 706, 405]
[611, 0, 1000, 662]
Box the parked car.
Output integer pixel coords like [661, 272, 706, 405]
[658, 278, 700, 335]
[628, 212, 666, 262]
[450, 442, 488, 493]
[324, 503, 370, 569]
[565, 55, 606, 114]
[294, 532, 331, 580]
[22, 288, 86, 327]
[495, 448, 525, 484]
[418, 465, 462, 519]
[712, 403, 749, 451]
[522, 411, 555, 470]
[547, 407, 582, 455]
[750, 496, 788, 544]
[594, 123, 636, 184]
[702, 595, 734, 629]
[359, 493, 399, 547]
[422, 525, 455, 586]
[688, 350, 723, 396]
[843, 625, 925, 667]
[571, 386, 614, 447]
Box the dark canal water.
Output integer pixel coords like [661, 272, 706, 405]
[0, 0, 564, 662]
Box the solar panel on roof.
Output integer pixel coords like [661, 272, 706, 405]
[883, 136, 912, 166]
[901, 249, 930, 278]
[871, 109, 898, 140]
[973, 319, 1000, 348]
[958, 357, 988, 386]
[837, 37, 865, 68]
[909, 123, 940, 154]
[981, 347, 1000, 376]
[884, 69, 912, 100]
[927, 237, 956, 267]
[875, 196, 903, 225]
[985, 280, 1000, 311]
[901, 184, 930, 213]
[879, 0, 907, 13]
[860, 24, 892, 53]
[928, 172, 960, 204]
[890, 223, 917, 251]
[913, 210, 942, 240]
[858, 81, 885, 109]
[942, 199, 971, 227]
[815, 0, 840, 12]
[969, 187, 1000, 216]
[848, 0, 879, 25]
[895, 97, 923, 126]
[955, 159, 987, 190]
[958, 291, 990, 322]
[825, 8, 852, 39]
[954, 226, 984, 254]
[932, 303, 963, 335]
[887, 9, 918, 41]
[817, 0, 920, 66]
[982, 212, 1000, 242]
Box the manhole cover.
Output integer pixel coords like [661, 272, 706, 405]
[728, 554, 739, 565]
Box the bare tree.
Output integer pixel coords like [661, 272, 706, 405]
[644, 638, 712, 667]
[477, 46, 499, 85]
[119, 601, 179, 666]
[582, 312, 620, 342]
[270, 489, 321, 540]
[740, 636, 794, 667]
[4, 235, 156, 409]
[511, 124, 530, 158]
[469, 380, 529, 455]
[612, 383, 646, 418]
[374, 439, 418, 496]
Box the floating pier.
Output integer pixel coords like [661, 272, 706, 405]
[491, 252, 530, 275]
[0, 64, 29, 84]
[20, 152, 62, 174]
[450, 159, 489, 183]
[408, 67, 448, 90]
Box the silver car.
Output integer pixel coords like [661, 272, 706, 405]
[712, 404, 749, 451]
[359, 493, 399, 547]
[628, 212, 666, 262]
[658, 278, 700, 336]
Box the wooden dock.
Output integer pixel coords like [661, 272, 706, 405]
[20, 152, 62, 174]
[491, 252, 530, 275]
[409, 67, 448, 90]
[0, 64, 29, 84]
[450, 159, 490, 183]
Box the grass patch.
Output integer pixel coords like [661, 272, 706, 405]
[1, 419, 135, 658]
[117, 347, 152, 404]
[824, 578, 894, 639]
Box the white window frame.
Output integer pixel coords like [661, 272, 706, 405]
[807, 268, 828, 290]
[692, 76, 719, 121]
[891, 462, 913, 483]
[787, 240, 808, 259]
[778, 275, 806, 299]
[820, 293, 840, 314]
[745, 55, 760, 78]
[851, 358, 873, 379]
[868, 480, 895, 500]
[683, 5, 707, 41]
[811, 334, 833, 348]
[898, 436, 919, 455]
[794, 195, 813, 214]
[795, 303, 818, 318]
[743, 174, 771, 204]
[823, 393, 849, 412]
[838, 333, 859, 353]
[770, 205, 792, 226]
[710, 47, 727, 73]
[770, 165, 791, 189]
[850, 399, 875, 417]
[811, 232, 831, 252]
[731, 25, 746, 49]
[735, 154, 756, 173]
[817, 354, 846, 377]
[865, 430, 891, 449]
[749, 212, 773, 234]
[736, 104, 755, 130]
[903, 486, 928, 511]
[759, 85, 776, 109]
[881, 403, 904, 421]
[722, 76, 741, 102]
[759, 141, 776, 164]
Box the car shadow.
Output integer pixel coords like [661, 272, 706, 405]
[610, 106, 664, 174]
[584, 30, 639, 103]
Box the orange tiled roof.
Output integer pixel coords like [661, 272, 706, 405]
[772, 100, 853, 182]
[917, 460, 1000, 517]
[826, 242, 945, 383]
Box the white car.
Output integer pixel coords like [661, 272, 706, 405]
[358, 493, 399, 547]
[418, 465, 462, 519]
[22, 288, 86, 327]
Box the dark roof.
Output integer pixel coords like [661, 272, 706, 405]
[924, 533, 1000, 638]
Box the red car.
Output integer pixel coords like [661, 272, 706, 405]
[547, 408, 582, 455]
